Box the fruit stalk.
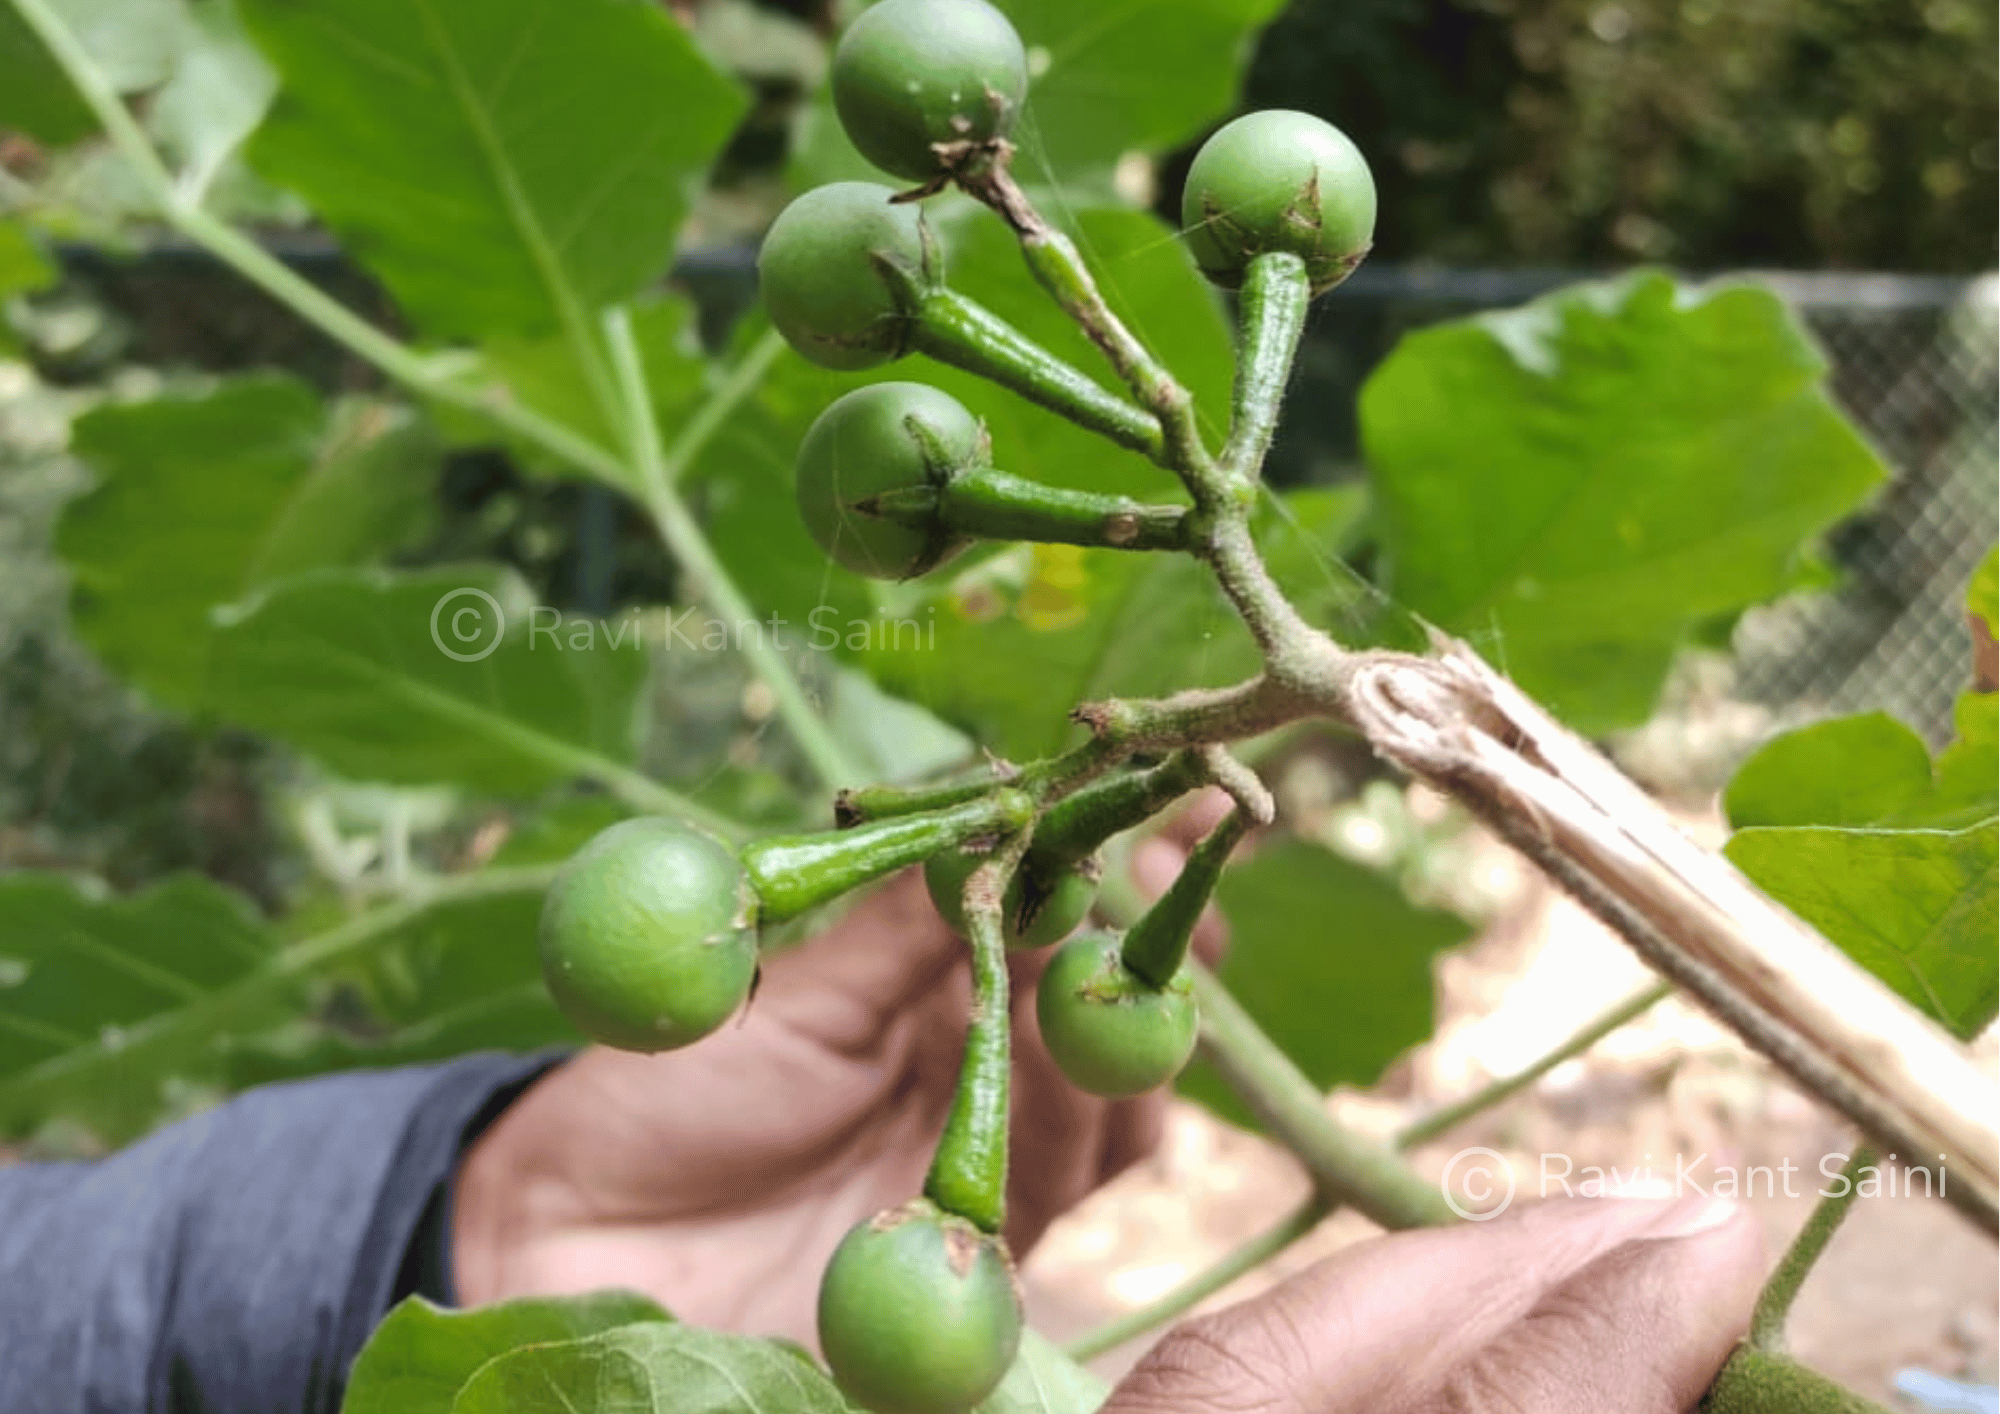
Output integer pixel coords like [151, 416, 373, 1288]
[743, 791, 1031, 924]
[1223, 251, 1311, 481]
[835, 777, 994, 828]
[962, 166, 1219, 489]
[923, 848, 1018, 1232]
[910, 287, 1166, 463]
[1119, 806, 1253, 987]
[861, 468, 1190, 553]
[1027, 751, 1209, 869]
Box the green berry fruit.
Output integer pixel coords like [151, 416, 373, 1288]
[759, 181, 939, 370]
[1181, 109, 1376, 294]
[796, 381, 982, 580]
[538, 818, 758, 1053]
[1036, 931, 1198, 1097]
[817, 1199, 1023, 1414]
[832, 0, 1028, 183]
[924, 848, 1096, 951]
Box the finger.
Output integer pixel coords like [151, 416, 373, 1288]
[1429, 1201, 1763, 1413]
[750, 867, 966, 1057]
[1102, 1196, 1745, 1414]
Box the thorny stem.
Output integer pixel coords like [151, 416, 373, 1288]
[1064, 979, 1676, 1359]
[924, 839, 1024, 1233]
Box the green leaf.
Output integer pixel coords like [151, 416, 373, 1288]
[148, 0, 277, 198]
[206, 565, 652, 800]
[1365, 272, 1887, 732]
[976, 1330, 1107, 1414]
[240, 0, 746, 342]
[1728, 822, 1996, 1042]
[1968, 545, 1997, 633]
[1724, 698, 1999, 1040]
[868, 487, 1367, 761]
[1001, 0, 1288, 179]
[56, 379, 441, 712]
[343, 1292, 672, 1414]
[58, 376, 326, 709]
[446, 1321, 856, 1413]
[1178, 839, 1473, 1129]
[0, 873, 285, 1142]
[0, 218, 58, 356]
[470, 294, 709, 488]
[0, 4, 95, 144]
[1723, 712, 1937, 830]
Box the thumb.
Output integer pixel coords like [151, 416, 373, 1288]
[1101, 1195, 1764, 1414]
[1439, 1196, 1764, 1412]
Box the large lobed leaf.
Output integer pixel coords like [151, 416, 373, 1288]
[0, 872, 290, 1142]
[239, 0, 746, 342]
[1365, 271, 1886, 733]
[1724, 693, 1999, 1041]
[1179, 839, 1473, 1129]
[207, 565, 651, 799]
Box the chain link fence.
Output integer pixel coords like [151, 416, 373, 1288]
[1281, 267, 1999, 748]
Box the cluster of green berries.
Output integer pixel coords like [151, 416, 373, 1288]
[760, 0, 1375, 585]
[535, 0, 1345, 1407]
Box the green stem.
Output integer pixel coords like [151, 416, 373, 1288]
[1028, 752, 1208, 871]
[1190, 963, 1456, 1230]
[602, 314, 858, 793]
[924, 844, 1021, 1232]
[913, 288, 1166, 466]
[963, 167, 1220, 495]
[1398, 980, 1674, 1147]
[1062, 978, 1676, 1359]
[1223, 252, 1310, 481]
[1064, 1195, 1326, 1362]
[1748, 1144, 1876, 1351]
[834, 775, 992, 829]
[863, 469, 1190, 553]
[1120, 808, 1252, 987]
[742, 790, 1032, 924]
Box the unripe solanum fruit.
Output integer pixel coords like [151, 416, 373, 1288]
[817, 1198, 1023, 1414]
[1036, 931, 1198, 1097]
[795, 381, 982, 580]
[538, 818, 757, 1053]
[1181, 109, 1376, 294]
[924, 847, 1096, 951]
[832, 0, 1028, 183]
[759, 181, 938, 370]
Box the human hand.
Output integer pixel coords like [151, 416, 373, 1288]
[451, 826, 1217, 1342]
[1103, 1193, 1764, 1414]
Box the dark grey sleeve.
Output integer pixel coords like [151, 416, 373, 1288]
[0, 1051, 564, 1414]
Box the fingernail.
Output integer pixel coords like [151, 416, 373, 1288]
[1641, 1194, 1739, 1240]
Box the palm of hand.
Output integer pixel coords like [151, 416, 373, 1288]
[452, 868, 1159, 1343]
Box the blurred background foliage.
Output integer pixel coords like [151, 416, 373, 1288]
[0, 0, 1990, 1157]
